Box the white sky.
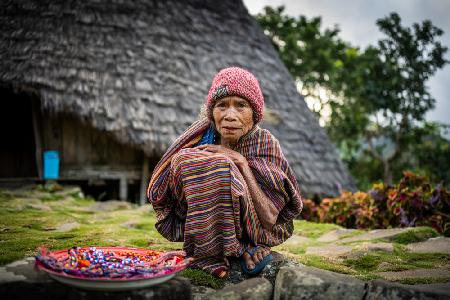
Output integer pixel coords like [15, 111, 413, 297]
[243, 0, 450, 134]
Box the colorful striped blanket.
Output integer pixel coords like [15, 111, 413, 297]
[147, 118, 303, 249]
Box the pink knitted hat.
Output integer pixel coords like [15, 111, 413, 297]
[206, 67, 264, 124]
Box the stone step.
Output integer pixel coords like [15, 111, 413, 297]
[406, 237, 450, 254]
[337, 227, 415, 244]
[316, 229, 358, 242]
[375, 266, 450, 281]
[274, 265, 450, 300]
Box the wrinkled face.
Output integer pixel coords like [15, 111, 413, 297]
[213, 96, 254, 147]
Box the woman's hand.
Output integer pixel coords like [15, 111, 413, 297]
[196, 143, 278, 230]
[195, 144, 248, 169]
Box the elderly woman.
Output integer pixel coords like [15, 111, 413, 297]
[147, 67, 303, 278]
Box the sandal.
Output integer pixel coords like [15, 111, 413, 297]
[239, 245, 273, 275]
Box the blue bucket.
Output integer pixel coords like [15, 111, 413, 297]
[43, 150, 60, 180]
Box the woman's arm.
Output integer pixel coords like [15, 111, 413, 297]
[237, 161, 279, 230]
[195, 144, 279, 230]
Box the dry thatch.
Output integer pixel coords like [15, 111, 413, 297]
[0, 0, 355, 197]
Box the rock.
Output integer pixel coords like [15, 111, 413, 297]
[375, 266, 450, 281]
[27, 203, 51, 211]
[406, 237, 450, 254]
[209, 277, 272, 300]
[283, 235, 312, 245]
[274, 265, 366, 300]
[55, 222, 80, 232]
[356, 242, 394, 252]
[317, 229, 357, 242]
[337, 228, 414, 244]
[84, 200, 132, 212]
[413, 282, 450, 296]
[366, 279, 450, 299]
[138, 204, 154, 213]
[377, 262, 395, 271]
[0, 257, 191, 300]
[191, 285, 215, 300]
[122, 220, 140, 229]
[305, 245, 353, 257]
[54, 186, 84, 198]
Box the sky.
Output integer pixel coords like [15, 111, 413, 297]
[243, 0, 450, 134]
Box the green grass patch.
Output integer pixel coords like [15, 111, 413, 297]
[343, 246, 450, 273]
[293, 220, 341, 239]
[180, 268, 224, 289]
[0, 188, 177, 265]
[390, 227, 439, 244]
[296, 254, 357, 275]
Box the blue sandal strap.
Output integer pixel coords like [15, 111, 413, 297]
[244, 245, 261, 257]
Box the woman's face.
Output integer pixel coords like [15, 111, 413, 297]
[213, 96, 254, 147]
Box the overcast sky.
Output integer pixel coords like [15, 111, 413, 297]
[243, 0, 450, 133]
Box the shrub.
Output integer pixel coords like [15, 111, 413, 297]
[302, 171, 450, 236]
[300, 199, 320, 222]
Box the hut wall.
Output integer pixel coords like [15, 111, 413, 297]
[40, 112, 143, 181]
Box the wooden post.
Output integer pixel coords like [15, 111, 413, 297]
[119, 176, 128, 201]
[31, 99, 43, 179]
[139, 156, 150, 206]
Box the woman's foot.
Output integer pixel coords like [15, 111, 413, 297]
[241, 245, 271, 271]
[190, 256, 230, 279]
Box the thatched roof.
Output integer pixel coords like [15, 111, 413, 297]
[0, 0, 355, 197]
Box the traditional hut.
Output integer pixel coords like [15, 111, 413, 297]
[0, 0, 355, 203]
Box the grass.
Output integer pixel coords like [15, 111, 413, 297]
[0, 187, 181, 265]
[180, 269, 224, 289]
[292, 220, 341, 239]
[390, 227, 439, 244]
[0, 185, 448, 288]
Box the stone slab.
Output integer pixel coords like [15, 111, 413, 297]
[366, 279, 450, 300]
[355, 242, 394, 252]
[413, 282, 450, 295]
[283, 234, 312, 245]
[209, 277, 272, 300]
[305, 245, 353, 257]
[191, 285, 215, 300]
[274, 265, 366, 300]
[55, 222, 80, 232]
[375, 266, 450, 280]
[337, 228, 414, 244]
[84, 200, 132, 212]
[317, 229, 357, 242]
[0, 257, 191, 300]
[406, 237, 450, 254]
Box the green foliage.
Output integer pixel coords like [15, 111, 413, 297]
[319, 191, 379, 229]
[302, 172, 450, 235]
[256, 7, 449, 187]
[391, 227, 438, 244]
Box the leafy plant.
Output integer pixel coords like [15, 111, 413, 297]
[302, 172, 450, 236]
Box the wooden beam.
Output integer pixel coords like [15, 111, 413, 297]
[139, 156, 150, 206]
[31, 99, 43, 179]
[60, 166, 141, 181]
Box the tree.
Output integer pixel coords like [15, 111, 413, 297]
[256, 7, 449, 187]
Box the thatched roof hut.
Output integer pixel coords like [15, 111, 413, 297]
[0, 0, 355, 201]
